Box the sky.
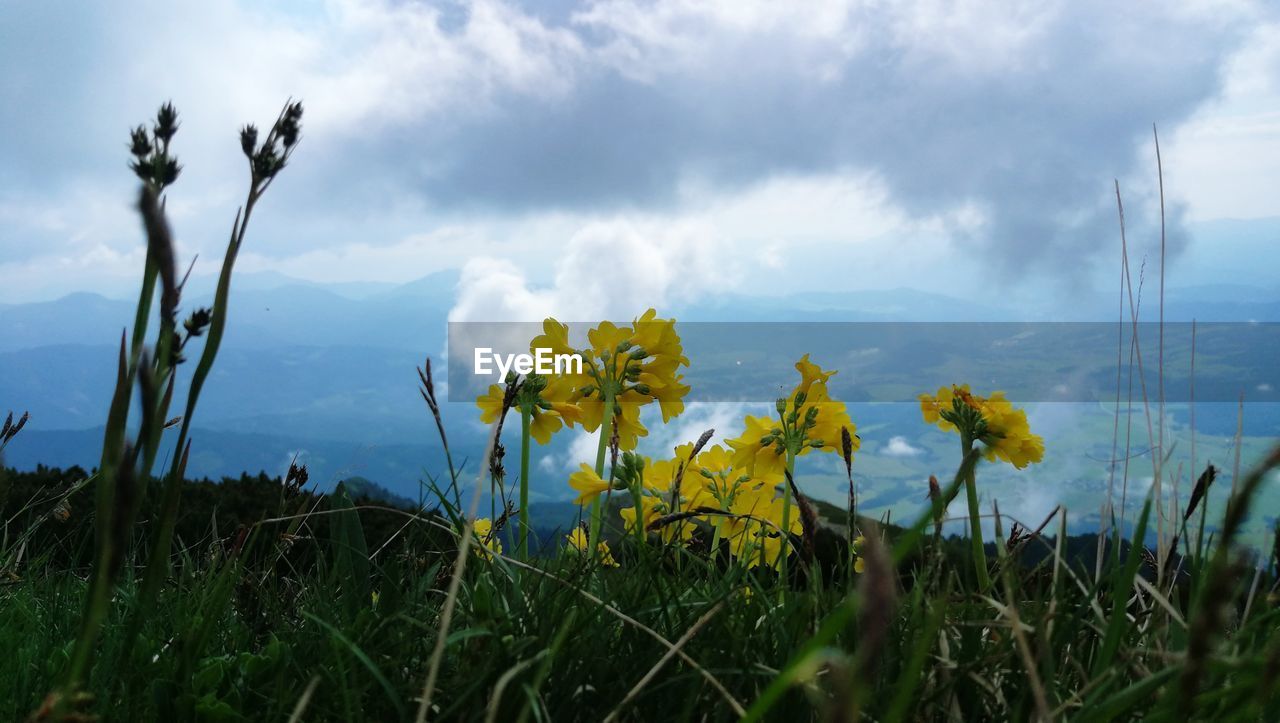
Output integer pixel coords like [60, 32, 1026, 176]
[1, 0, 1278, 318]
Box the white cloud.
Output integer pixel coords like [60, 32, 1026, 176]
[566, 429, 601, 472]
[538, 453, 560, 472]
[637, 401, 769, 458]
[1166, 22, 1280, 221]
[882, 435, 923, 457]
[448, 217, 738, 322]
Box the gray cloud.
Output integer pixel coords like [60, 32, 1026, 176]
[404, 1, 1253, 276]
[0, 0, 1271, 289]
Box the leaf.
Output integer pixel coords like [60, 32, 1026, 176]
[328, 480, 370, 619]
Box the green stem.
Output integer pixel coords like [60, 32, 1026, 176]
[630, 482, 646, 553]
[961, 433, 992, 591]
[779, 447, 796, 598]
[129, 252, 158, 370]
[588, 384, 616, 559]
[519, 406, 532, 558]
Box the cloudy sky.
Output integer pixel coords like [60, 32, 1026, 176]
[2, 0, 1277, 317]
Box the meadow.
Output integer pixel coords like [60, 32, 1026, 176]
[2, 102, 1279, 722]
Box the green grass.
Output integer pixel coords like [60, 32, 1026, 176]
[2, 452, 1279, 721]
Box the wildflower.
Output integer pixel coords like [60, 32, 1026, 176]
[471, 518, 502, 561]
[723, 356, 856, 572]
[476, 357, 584, 560]
[726, 355, 857, 478]
[616, 446, 712, 545]
[566, 527, 620, 567]
[531, 311, 690, 556]
[852, 535, 866, 574]
[919, 384, 1041, 591]
[919, 384, 1044, 469]
[533, 310, 690, 452]
[568, 463, 611, 505]
[619, 491, 666, 536]
[476, 383, 510, 425]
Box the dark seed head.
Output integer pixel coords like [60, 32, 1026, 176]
[162, 158, 182, 185]
[129, 125, 152, 157]
[183, 307, 212, 337]
[154, 101, 179, 142]
[240, 124, 258, 158]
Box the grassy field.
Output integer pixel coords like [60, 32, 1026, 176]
[3, 102, 1279, 722]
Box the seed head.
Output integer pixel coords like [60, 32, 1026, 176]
[129, 125, 152, 157]
[240, 124, 258, 158]
[154, 101, 180, 142]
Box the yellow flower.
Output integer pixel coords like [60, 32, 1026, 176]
[471, 518, 502, 561]
[725, 356, 858, 485]
[566, 527, 620, 566]
[919, 384, 960, 431]
[540, 309, 690, 452]
[474, 335, 586, 451]
[566, 526, 589, 552]
[568, 463, 611, 505]
[920, 385, 1044, 469]
[711, 482, 800, 570]
[530, 318, 578, 360]
[798, 378, 857, 453]
[794, 353, 837, 396]
[726, 415, 788, 482]
[476, 384, 508, 425]
[528, 407, 563, 445]
[619, 491, 664, 530]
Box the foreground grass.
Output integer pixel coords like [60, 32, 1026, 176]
[3, 451, 1279, 721]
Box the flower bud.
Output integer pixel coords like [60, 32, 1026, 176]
[154, 102, 179, 142]
[240, 125, 258, 158]
[129, 126, 152, 157]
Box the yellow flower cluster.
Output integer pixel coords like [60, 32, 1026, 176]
[919, 384, 1044, 469]
[476, 375, 583, 445]
[471, 518, 503, 561]
[726, 354, 858, 480]
[531, 309, 690, 450]
[464, 308, 1049, 575]
[566, 527, 620, 567]
[616, 441, 803, 570]
[559, 354, 859, 570]
[475, 310, 690, 450]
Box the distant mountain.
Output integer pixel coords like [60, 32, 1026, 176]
[0, 293, 136, 351]
[2, 425, 459, 496]
[3, 266, 1279, 533]
[676, 287, 1010, 321]
[0, 270, 460, 353]
[342, 475, 420, 509]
